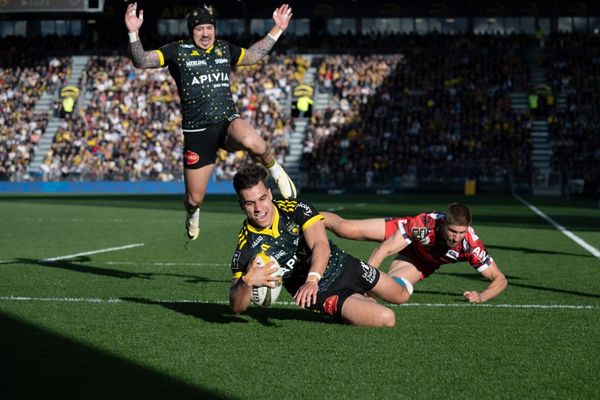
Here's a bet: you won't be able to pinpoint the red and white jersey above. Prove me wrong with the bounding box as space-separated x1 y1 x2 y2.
386 212 493 272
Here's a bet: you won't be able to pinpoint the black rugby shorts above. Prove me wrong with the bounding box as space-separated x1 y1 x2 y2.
182 119 231 169
309 256 381 321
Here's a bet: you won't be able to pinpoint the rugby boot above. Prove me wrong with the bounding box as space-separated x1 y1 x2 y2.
186 208 200 240
273 168 297 199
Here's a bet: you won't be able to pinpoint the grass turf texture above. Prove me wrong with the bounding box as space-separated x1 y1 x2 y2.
1 193 599 399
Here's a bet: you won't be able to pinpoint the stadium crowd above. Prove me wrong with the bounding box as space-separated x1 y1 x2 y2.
0 44 70 181
39 53 298 181
543 33 600 195
2 32 599 197
302 34 533 189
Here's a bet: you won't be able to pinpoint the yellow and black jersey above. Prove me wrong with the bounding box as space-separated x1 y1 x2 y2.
155 39 245 129
231 199 350 296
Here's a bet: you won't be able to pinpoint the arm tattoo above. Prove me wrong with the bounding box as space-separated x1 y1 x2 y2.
240 36 276 66
129 40 161 69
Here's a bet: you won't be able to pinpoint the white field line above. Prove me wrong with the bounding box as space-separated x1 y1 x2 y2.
514 194 600 260
325 206 345 212
104 261 228 267
0 296 597 309
0 259 227 267
41 243 145 262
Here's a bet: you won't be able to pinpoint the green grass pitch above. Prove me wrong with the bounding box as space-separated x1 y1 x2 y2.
1 193 599 399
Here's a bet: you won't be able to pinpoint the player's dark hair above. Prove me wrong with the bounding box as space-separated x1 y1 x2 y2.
233 164 269 196
187 5 216 35
445 203 472 226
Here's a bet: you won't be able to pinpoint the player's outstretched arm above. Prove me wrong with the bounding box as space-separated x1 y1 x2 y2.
238 4 292 66
321 212 386 242
463 261 508 303
125 2 161 69
368 229 409 269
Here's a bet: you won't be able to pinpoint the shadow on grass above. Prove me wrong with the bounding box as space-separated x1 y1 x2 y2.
122 297 334 327
6 257 228 284
0 312 232 400
438 272 600 299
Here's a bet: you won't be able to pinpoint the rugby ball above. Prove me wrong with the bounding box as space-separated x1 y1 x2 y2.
251 253 283 307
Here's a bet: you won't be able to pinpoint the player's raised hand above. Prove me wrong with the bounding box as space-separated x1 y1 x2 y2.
125 2 144 32
273 4 293 30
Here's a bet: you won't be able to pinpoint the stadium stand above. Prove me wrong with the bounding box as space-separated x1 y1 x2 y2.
542 33 600 196
301 34 533 192
0 42 71 181
38 53 299 181
0 7 598 198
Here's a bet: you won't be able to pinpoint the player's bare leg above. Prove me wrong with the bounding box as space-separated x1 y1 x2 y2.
183 164 214 240
340 294 396 327
368 272 411 304
320 212 386 241
225 118 296 198
387 260 422 285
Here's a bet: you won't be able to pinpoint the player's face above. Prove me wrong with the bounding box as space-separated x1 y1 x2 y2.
192 24 215 49
239 182 274 229
442 223 468 247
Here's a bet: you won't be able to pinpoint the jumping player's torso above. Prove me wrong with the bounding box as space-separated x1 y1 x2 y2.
231 200 349 295
157 39 244 129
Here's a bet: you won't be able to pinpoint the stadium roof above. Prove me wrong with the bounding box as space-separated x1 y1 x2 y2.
4 0 600 17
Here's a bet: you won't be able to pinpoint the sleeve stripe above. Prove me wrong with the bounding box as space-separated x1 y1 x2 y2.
236 48 245 65
155 50 165 67
476 264 489 273
302 214 324 231
398 223 412 244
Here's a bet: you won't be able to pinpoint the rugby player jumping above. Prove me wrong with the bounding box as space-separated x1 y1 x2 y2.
125 2 297 241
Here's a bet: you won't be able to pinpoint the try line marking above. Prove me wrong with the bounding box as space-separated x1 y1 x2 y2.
0 296 597 310
514 194 600 261
41 243 145 262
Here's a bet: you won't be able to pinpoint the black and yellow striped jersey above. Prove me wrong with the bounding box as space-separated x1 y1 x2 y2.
156 38 244 129
231 199 350 296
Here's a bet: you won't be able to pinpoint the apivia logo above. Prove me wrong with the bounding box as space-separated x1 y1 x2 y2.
191 72 230 85
215 58 228 64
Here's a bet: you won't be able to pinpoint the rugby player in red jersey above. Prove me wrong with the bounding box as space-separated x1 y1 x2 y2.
322 203 508 303
125 2 296 241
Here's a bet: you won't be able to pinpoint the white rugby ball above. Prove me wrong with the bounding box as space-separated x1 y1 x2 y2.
251 253 283 307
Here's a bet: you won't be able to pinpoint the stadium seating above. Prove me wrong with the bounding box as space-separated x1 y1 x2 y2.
0 46 70 181
302 34 533 190
1 32 598 197
543 33 600 195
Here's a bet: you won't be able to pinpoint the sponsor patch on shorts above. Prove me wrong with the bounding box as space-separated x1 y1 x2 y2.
323 295 339 316
184 150 200 165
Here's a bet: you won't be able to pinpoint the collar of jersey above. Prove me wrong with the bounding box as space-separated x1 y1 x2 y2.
246 205 281 238
190 39 214 53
